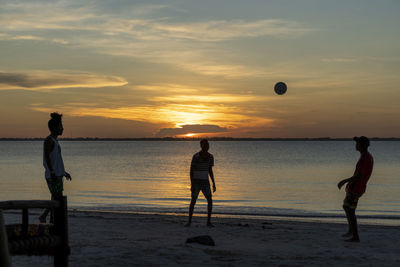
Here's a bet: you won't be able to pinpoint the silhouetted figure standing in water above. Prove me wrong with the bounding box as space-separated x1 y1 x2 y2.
186 139 216 227
39 113 72 223
338 136 373 242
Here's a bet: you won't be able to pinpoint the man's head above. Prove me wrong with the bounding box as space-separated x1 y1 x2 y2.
200 139 209 152
48 112 63 136
353 136 370 151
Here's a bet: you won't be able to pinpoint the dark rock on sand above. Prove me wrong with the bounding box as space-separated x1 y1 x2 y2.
186 235 215 246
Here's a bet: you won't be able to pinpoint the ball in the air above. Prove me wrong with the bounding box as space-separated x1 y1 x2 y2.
274 82 287 95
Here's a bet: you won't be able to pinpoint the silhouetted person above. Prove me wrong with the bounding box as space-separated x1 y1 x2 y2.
186 139 216 227
39 113 72 223
338 136 373 242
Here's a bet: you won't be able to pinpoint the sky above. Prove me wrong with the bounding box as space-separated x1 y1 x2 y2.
0 0 399 138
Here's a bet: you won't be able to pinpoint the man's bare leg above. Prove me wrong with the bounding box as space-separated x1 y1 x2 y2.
39 209 49 223
185 196 197 227
342 205 353 237
344 206 360 242
206 195 214 227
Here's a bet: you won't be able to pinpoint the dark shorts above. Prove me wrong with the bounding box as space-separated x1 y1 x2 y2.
46 177 63 198
191 181 211 198
343 192 359 209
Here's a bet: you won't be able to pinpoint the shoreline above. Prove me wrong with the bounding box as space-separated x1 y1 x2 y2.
71 208 400 226
7 210 400 266
5 205 400 227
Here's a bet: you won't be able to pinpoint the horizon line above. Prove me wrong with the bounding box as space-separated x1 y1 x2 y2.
1 137 400 141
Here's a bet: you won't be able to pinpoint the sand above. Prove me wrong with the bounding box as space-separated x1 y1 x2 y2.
6 210 400 267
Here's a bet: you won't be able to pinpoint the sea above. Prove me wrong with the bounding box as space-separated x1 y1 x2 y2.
1 140 399 225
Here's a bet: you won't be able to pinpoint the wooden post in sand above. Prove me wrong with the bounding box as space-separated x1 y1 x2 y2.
0 210 11 267
54 196 69 267
22 208 29 237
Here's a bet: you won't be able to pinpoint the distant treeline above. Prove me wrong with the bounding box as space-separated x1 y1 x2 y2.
1 137 400 141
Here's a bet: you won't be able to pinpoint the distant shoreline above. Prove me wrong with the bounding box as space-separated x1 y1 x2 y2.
1 137 400 141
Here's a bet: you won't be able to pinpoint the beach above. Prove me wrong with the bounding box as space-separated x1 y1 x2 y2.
6 211 400 267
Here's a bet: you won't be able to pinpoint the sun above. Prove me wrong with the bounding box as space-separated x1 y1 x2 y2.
176 133 197 138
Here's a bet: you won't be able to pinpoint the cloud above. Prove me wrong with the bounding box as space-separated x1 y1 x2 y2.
31 101 276 137
0 34 44 41
28 80 278 135
176 62 274 78
0 1 317 78
150 94 260 103
365 56 400 63
321 57 357 63
31 104 231 125
51 38 69 44
0 3 316 41
137 83 273 103
0 33 70 44
321 56 400 63
0 71 127 90
137 19 316 42
156 124 229 137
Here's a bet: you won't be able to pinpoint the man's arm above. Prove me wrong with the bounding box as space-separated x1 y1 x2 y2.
209 167 216 192
190 156 195 191
190 155 195 181
338 172 362 190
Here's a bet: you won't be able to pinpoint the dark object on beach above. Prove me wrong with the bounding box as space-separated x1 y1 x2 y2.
0 197 70 267
186 235 215 246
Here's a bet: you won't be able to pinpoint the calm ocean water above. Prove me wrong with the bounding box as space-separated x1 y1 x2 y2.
1 141 399 222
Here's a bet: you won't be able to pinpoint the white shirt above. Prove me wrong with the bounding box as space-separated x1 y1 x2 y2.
43 136 65 179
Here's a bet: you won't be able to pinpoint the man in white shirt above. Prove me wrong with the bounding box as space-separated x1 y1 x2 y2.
39 113 72 223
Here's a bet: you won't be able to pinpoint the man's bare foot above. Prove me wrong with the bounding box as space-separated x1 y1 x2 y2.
207 222 214 228
345 237 360 242
342 232 352 237
184 222 191 227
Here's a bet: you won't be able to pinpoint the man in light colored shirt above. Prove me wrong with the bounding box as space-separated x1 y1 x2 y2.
185 139 216 227
39 112 72 223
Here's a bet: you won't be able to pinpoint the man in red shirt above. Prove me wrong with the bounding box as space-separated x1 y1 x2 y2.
338 136 374 242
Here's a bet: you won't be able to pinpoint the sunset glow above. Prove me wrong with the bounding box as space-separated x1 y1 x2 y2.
1 1 399 138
